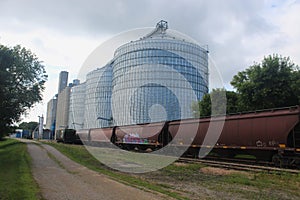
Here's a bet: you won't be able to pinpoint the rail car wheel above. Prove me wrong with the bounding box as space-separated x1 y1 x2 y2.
184 147 200 158
222 150 236 158
272 154 282 167
158 131 172 146
165 145 182 156
295 159 300 169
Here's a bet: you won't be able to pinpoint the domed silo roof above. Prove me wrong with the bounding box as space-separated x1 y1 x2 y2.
111 20 209 126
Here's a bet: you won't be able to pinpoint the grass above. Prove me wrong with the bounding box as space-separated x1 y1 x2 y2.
46 142 188 200
209 172 300 199
165 163 300 199
0 138 40 200
46 142 300 200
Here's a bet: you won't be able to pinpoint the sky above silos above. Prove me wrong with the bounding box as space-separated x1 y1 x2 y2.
1 0 299 122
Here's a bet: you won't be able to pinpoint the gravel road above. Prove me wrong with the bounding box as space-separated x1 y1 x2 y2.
23 140 169 200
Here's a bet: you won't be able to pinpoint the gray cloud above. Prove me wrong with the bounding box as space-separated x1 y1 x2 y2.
0 0 291 89
0 0 271 35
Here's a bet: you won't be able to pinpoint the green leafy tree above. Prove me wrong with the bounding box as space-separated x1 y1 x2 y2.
192 88 239 117
0 44 47 138
231 54 299 111
192 95 210 117
18 121 39 132
224 91 239 113
291 68 300 103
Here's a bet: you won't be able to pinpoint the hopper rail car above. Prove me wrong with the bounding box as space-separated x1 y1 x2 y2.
56 106 300 168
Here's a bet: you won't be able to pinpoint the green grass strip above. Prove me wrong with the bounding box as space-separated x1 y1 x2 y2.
0 138 41 200
46 142 188 200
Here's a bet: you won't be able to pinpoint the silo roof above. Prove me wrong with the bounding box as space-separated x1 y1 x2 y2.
141 20 197 44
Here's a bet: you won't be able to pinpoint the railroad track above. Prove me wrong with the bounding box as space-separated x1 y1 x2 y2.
177 157 300 174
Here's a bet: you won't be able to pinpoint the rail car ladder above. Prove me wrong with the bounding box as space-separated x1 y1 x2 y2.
293 124 300 148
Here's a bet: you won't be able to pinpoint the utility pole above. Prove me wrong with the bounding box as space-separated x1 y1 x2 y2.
38 115 44 139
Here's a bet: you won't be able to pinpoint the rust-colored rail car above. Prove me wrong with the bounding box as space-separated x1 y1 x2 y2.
114 122 167 150
68 106 300 167
76 129 90 145
89 127 114 146
217 106 300 148
168 106 300 167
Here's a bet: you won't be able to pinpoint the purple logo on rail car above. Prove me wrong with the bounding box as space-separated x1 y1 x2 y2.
76 25 227 173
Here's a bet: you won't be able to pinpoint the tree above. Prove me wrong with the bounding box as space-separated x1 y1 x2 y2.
18 121 39 132
231 54 299 111
0 44 47 138
291 68 300 103
192 94 210 117
192 88 239 117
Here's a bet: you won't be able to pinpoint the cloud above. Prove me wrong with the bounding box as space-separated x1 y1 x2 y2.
1 0 299 121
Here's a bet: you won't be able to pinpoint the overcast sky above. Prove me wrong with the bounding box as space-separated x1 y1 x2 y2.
1 0 299 122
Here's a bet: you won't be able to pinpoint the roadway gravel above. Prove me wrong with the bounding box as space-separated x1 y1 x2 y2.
23 140 170 200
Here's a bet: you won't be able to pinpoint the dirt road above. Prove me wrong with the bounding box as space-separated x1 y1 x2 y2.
23 140 169 200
